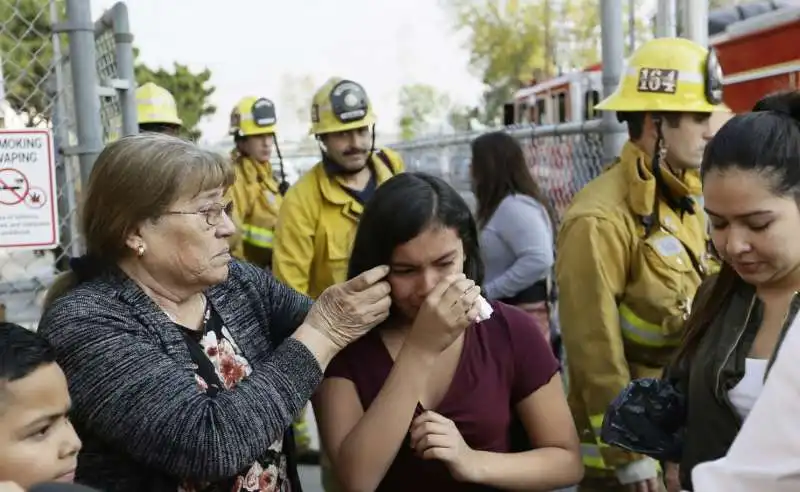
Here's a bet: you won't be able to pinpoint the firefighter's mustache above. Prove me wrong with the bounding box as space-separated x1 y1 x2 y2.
343 148 367 156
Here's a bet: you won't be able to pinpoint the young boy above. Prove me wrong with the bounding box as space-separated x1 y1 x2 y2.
0 322 81 489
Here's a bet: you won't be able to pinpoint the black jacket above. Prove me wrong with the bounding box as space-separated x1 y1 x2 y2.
39 261 315 491
670 275 800 490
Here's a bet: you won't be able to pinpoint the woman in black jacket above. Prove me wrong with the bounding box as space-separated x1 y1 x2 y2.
666 91 800 491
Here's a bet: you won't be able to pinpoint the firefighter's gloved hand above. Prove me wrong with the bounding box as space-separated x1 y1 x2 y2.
305 265 391 349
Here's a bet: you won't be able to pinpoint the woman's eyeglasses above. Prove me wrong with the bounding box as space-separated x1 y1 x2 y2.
164 202 234 227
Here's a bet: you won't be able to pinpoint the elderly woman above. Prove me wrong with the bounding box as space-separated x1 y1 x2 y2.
39 133 391 492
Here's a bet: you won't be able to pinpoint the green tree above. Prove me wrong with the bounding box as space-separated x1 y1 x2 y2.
442 0 651 124
0 0 65 127
0 1 216 137
397 83 451 140
561 0 652 63
443 0 548 125
134 50 216 141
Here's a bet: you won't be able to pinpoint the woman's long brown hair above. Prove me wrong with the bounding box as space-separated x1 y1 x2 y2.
470 131 556 228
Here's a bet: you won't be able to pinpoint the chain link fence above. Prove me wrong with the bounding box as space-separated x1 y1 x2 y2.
0 0 136 328
388 120 611 225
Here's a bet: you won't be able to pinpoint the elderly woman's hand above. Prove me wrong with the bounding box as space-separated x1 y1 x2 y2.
305 265 392 349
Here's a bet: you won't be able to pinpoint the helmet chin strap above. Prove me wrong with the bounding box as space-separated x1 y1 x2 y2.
234 133 290 195
365 124 376 162
273 138 289 195
651 116 695 217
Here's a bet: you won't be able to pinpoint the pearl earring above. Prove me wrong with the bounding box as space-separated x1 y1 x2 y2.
137 244 146 257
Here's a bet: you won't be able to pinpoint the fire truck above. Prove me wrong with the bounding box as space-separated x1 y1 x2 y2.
505 0 800 125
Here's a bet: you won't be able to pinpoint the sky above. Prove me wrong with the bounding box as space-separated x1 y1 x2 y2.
88 0 486 144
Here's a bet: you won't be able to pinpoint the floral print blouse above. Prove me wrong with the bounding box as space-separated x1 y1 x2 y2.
177 306 292 492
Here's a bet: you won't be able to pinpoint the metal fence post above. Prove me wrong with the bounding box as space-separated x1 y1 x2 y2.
682 0 709 45
100 2 137 137
49 1 81 261
599 0 627 163
0 52 6 129
628 0 636 54
63 0 104 185
656 0 678 38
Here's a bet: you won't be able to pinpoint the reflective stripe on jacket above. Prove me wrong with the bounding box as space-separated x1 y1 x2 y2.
228 156 282 269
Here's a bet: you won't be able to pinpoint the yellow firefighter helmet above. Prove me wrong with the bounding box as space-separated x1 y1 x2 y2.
229 96 278 138
135 82 183 126
595 37 727 113
309 77 376 135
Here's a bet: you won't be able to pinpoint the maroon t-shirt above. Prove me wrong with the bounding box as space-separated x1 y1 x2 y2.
324 301 560 491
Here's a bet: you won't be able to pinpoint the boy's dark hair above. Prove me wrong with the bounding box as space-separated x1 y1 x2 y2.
0 322 56 382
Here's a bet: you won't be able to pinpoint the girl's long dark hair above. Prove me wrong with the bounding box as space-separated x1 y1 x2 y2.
347 172 484 285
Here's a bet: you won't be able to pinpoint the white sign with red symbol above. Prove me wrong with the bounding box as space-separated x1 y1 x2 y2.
0 129 59 249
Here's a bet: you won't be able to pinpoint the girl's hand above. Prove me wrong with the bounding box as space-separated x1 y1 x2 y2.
409 410 478 482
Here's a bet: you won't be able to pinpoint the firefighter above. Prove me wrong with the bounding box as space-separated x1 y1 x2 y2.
272 77 405 297
555 37 727 492
227 96 289 269
271 77 404 489
135 82 183 136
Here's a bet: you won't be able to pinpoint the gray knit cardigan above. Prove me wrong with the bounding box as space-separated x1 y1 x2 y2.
37 260 318 491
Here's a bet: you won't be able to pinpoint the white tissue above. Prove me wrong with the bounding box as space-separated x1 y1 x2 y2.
476 295 494 322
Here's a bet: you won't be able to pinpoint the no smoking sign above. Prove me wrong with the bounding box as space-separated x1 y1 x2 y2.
0 129 59 249
0 168 29 205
